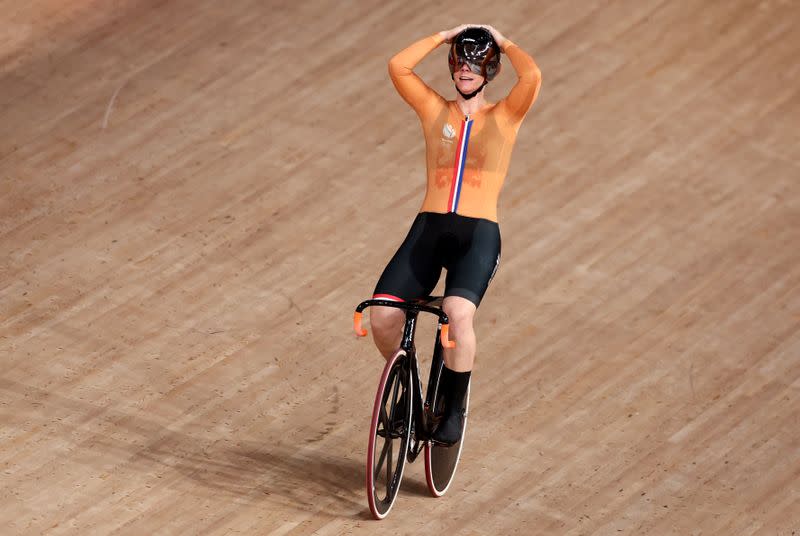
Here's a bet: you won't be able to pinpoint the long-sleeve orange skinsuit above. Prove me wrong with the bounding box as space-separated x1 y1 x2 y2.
388 33 541 223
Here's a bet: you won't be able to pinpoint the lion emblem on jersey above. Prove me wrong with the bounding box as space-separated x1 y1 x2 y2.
435 171 449 189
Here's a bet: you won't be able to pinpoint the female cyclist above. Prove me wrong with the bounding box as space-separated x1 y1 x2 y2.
369 24 542 445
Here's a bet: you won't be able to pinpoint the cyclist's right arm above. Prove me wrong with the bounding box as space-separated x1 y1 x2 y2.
388 34 447 122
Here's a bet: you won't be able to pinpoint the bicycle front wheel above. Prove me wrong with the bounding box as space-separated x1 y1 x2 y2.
366 349 412 519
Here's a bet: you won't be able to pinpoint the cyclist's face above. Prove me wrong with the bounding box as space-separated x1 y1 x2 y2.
453 62 485 94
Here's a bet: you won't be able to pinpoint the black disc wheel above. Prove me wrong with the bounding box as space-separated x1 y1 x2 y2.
424 383 469 497
366 349 412 519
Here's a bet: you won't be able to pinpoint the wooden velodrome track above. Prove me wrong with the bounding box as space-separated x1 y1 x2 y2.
2 0 798 534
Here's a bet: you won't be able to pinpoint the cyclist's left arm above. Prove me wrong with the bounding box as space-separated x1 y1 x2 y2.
498 40 542 125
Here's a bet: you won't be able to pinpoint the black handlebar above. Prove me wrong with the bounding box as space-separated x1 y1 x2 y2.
355 298 450 325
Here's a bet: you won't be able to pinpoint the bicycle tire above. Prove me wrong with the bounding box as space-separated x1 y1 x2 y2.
366 349 412 519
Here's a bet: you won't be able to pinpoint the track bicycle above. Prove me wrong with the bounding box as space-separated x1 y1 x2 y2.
354 296 470 519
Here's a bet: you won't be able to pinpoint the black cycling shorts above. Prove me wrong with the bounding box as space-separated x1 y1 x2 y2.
373 211 501 307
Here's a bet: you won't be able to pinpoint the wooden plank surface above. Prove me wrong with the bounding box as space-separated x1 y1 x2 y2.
1 0 798 534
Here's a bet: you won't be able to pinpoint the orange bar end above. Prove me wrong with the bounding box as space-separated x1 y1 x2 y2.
440 324 456 349
354 311 368 337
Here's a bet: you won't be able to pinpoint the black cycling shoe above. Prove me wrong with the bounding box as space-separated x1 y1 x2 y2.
430 407 466 446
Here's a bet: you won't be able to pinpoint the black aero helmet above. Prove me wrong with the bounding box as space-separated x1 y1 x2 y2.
448 27 501 81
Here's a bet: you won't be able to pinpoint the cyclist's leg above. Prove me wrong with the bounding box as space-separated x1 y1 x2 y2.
370 307 405 359
441 297 477 371
432 297 476 445
371 213 441 359
433 216 501 445
441 214 501 369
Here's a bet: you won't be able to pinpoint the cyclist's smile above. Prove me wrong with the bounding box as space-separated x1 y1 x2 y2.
455 65 484 92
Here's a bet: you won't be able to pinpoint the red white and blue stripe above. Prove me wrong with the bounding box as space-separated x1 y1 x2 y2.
447 115 473 214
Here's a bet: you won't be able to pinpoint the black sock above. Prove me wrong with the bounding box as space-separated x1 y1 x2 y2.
437 365 454 401
441 366 471 414
432 367 471 445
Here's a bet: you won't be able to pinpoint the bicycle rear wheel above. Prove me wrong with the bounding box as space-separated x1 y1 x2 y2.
424 382 470 497
366 349 412 519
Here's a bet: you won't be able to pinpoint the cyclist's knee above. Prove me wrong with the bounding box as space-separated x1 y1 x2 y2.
443 298 476 331
370 306 404 335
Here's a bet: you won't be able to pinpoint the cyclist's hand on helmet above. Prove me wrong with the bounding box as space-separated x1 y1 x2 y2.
479 25 508 49
440 24 473 43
